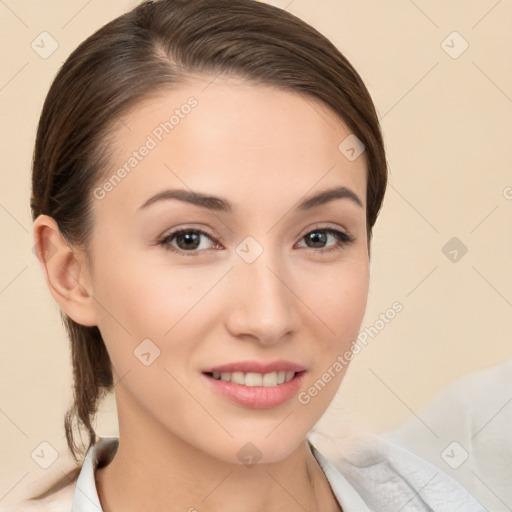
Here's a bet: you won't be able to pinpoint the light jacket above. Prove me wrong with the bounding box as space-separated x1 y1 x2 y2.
4 434 486 511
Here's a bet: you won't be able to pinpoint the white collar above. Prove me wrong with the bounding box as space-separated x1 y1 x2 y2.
71 436 370 511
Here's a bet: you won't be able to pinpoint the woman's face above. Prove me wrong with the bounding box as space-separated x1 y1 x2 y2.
85 76 369 463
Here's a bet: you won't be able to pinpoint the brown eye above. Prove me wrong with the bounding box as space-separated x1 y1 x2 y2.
305 230 329 248
174 231 202 250
159 228 217 255
298 228 354 252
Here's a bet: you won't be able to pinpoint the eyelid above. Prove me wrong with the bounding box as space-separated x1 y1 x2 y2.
297 222 353 241
159 224 222 244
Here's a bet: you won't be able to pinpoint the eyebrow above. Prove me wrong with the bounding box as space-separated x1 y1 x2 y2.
137 185 363 213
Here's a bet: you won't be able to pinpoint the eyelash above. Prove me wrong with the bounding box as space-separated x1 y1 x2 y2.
157 226 355 257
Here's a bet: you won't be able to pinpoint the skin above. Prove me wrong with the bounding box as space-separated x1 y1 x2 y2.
34 75 369 512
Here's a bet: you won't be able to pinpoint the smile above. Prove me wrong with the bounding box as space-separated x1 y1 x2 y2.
206 370 298 387
201 361 307 408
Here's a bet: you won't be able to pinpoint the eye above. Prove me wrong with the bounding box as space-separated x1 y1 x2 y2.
157 226 355 257
296 227 355 253
158 228 219 256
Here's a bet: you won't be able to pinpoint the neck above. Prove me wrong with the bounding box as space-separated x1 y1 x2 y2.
95 391 340 512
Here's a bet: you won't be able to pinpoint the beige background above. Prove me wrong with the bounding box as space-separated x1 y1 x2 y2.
1 0 511 502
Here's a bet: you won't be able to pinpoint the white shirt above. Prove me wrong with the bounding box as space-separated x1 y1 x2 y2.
8 434 486 511
387 360 512 512
69 435 486 512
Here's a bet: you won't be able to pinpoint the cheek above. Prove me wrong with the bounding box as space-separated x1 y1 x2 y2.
298 257 369 406
93 242 190 325
91 247 224 369
305 257 369 347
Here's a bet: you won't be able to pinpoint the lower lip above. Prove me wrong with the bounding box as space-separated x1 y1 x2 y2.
202 371 306 409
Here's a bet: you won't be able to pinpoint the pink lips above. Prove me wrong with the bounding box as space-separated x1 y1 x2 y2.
201 359 307 409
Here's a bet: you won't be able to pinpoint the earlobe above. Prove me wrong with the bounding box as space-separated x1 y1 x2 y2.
33 215 98 327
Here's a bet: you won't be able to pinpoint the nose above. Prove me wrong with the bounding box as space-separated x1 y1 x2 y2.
224 246 299 346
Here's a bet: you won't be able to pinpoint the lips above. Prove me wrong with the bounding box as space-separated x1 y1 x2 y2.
201 360 307 408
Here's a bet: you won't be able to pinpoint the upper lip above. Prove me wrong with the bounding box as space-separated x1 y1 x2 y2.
202 360 307 374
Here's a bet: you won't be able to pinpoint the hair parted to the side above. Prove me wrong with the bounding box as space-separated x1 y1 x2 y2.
31 0 387 465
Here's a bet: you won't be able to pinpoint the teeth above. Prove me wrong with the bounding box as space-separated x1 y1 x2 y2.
245 372 263 386
211 371 297 386
231 371 245 385
262 372 277 387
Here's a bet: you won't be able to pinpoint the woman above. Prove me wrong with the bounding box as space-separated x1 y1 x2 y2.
25 0 484 510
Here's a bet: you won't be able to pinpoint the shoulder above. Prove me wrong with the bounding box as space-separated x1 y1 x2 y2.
392 360 512 435
2 437 118 512
386 361 512 510
0 447 81 512
0 467 80 512
311 432 486 512
3 478 77 512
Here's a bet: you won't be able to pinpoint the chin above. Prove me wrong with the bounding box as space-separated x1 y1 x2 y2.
197 432 307 466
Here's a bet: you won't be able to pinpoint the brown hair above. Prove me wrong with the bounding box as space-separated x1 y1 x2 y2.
31 0 387 465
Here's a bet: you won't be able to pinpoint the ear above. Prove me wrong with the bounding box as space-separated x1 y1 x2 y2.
33 214 97 327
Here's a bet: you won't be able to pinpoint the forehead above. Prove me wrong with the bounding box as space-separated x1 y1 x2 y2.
95 76 367 217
